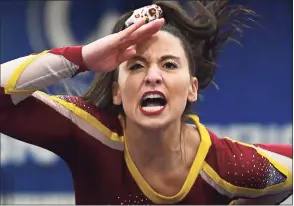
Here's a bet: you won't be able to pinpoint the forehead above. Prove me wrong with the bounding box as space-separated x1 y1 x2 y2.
134 30 186 59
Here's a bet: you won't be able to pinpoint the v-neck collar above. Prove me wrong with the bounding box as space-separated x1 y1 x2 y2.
122 115 212 204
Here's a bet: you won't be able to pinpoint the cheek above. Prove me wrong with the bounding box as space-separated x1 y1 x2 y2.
168 74 191 95
118 73 142 104
166 74 191 109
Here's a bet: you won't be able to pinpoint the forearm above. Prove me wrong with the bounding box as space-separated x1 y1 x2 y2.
1 46 87 104
0 46 88 153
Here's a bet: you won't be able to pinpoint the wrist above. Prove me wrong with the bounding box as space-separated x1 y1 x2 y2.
49 46 88 72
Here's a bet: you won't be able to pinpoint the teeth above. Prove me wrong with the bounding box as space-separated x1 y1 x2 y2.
141 106 164 112
143 94 164 100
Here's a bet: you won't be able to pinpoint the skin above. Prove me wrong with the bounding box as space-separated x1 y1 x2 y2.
112 31 200 195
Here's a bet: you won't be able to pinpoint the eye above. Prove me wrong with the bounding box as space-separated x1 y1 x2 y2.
129 63 144 71
162 61 178 69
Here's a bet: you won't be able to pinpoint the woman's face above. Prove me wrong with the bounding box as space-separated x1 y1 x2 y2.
113 30 198 129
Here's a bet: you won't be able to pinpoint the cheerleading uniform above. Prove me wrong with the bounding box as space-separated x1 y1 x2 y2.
0 47 292 204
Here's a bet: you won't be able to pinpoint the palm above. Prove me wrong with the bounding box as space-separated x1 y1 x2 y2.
82 18 164 72
98 49 121 71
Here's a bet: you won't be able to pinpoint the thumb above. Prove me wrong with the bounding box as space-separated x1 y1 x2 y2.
116 48 136 64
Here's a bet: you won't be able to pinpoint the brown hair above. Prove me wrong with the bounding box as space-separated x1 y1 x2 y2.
83 0 256 114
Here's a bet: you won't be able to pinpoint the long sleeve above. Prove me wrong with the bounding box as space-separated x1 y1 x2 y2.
0 46 88 156
254 144 292 159
204 131 292 205
230 144 292 205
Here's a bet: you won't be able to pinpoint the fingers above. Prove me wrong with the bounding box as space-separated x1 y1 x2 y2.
129 18 165 41
116 48 136 64
118 18 146 40
118 36 149 52
119 18 165 50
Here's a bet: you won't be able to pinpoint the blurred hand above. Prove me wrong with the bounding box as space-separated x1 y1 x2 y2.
82 18 164 72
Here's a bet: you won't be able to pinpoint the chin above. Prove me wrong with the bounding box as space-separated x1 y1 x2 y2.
125 105 182 131
138 117 170 130
135 110 176 131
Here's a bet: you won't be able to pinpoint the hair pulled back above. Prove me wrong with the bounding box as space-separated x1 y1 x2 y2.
83 0 256 114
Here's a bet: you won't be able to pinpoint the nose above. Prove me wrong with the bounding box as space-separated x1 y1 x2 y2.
144 67 163 85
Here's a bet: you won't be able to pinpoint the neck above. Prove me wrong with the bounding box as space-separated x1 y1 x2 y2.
124 117 185 171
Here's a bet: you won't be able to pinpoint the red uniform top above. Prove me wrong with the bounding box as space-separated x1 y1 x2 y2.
0 47 292 205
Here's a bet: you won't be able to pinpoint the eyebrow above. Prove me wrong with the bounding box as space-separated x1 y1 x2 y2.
130 55 147 63
160 55 181 62
129 55 181 63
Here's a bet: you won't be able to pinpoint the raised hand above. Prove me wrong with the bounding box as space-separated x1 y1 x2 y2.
82 18 165 72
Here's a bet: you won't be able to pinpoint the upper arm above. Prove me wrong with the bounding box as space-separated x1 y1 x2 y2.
254 143 292 159
0 47 85 155
203 132 292 204
0 91 75 155
0 48 125 160
230 143 293 205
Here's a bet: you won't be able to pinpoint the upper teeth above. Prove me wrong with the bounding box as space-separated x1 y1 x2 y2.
143 94 164 100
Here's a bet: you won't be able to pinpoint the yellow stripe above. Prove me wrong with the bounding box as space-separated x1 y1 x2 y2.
43 92 122 142
4 51 49 94
203 137 292 197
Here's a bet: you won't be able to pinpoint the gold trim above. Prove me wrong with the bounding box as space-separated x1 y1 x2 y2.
41 92 123 142
4 51 49 94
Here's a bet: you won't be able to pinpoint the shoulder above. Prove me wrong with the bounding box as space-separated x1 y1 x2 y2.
32 91 124 150
202 129 292 198
54 95 123 135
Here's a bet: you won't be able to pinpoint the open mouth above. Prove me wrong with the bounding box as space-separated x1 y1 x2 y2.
139 91 167 115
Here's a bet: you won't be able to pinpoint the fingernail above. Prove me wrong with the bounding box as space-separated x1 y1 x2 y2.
158 18 165 23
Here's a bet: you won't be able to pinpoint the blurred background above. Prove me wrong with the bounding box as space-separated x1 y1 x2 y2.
0 0 292 204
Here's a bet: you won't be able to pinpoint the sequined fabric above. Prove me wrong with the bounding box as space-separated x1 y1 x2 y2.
210 135 288 190
55 95 123 135
225 152 286 188
56 95 92 110
116 193 151 205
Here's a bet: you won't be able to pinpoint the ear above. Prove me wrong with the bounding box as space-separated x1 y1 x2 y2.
112 81 122 105
187 77 198 103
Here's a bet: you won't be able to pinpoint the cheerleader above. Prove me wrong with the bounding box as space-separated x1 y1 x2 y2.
0 1 291 204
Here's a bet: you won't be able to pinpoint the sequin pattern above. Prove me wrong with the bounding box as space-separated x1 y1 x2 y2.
55 95 98 118
117 193 151 205
55 95 123 135
225 152 286 189
56 95 91 110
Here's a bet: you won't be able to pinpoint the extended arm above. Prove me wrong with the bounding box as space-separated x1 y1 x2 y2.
0 47 86 155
